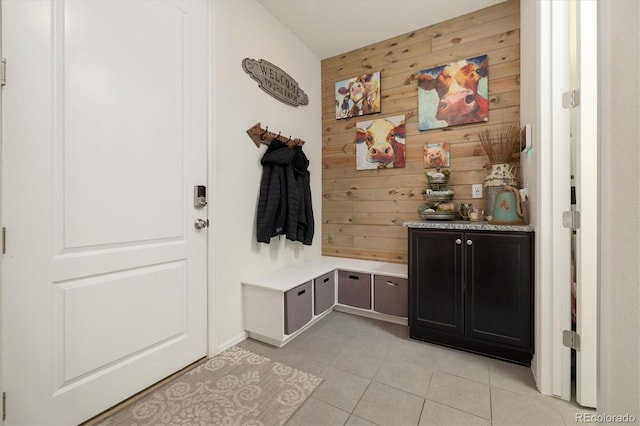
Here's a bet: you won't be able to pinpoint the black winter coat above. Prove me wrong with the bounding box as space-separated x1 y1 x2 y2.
256 139 314 245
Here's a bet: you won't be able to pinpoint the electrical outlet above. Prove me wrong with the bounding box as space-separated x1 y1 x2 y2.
472 184 483 198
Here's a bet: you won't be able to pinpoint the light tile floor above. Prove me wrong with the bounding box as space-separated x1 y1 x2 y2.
238 311 595 426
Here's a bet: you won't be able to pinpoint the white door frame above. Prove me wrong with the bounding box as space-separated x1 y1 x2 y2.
521 0 571 399
524 0 597 406
0 0 4 422
207 3 217 357
549 0 573 401
574 0 598 408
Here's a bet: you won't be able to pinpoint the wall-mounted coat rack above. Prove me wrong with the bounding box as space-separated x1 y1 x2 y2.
246 122 305 148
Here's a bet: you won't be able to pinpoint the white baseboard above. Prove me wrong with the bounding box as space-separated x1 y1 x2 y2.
334 305 408 325
214 332 248 355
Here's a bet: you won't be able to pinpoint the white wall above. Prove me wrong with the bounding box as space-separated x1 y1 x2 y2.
210 0 322 352
598 0 640 418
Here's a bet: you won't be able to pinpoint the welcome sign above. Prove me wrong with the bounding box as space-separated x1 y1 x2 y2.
242 58 309 107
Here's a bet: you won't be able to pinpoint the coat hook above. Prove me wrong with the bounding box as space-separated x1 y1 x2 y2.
246 123 305 148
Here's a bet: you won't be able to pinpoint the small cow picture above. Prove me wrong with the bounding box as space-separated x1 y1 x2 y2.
355 115 405 170
418 55 488 131
423 143 451 169
335 72 381 120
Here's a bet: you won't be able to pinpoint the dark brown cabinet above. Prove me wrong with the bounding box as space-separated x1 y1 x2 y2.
409 228 533 365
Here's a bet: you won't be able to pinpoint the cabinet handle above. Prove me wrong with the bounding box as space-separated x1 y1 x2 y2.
466 239 473 245
349 275 359 280
323 277 330 283
386 281 399 287
455 239 462 245
298 289 306 296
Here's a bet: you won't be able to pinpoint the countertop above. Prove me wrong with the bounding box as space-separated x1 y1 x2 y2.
403 220 535 233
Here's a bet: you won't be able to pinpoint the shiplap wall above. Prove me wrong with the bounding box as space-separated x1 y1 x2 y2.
321 0 520 264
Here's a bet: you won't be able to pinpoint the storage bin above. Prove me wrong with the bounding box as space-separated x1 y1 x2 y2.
374 275 408 317
337 270 371 309
314 271 335 315
284 281 312 334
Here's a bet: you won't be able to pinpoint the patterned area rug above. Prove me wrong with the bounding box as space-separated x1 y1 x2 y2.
98 346 322 426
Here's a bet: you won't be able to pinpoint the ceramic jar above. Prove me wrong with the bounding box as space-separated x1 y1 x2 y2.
484 163 517 188
484 164 517 217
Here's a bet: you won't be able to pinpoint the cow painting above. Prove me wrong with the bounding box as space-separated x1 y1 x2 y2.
418 55 488 130
335 72 382 120
355 115 406 170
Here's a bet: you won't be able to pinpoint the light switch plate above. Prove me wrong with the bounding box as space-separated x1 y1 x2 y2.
472 184 483 198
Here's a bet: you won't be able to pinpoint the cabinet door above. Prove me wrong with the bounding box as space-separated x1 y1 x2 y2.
409 229 464 335
465 232 532 349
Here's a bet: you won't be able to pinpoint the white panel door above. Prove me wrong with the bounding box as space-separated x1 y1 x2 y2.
1 1 209 424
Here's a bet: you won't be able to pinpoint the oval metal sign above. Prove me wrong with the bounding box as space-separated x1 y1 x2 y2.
242 58 309 107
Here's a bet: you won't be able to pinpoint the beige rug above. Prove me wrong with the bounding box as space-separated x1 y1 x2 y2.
97 346 322 426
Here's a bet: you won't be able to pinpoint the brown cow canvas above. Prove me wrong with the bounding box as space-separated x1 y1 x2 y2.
418 54 489 130
355 114 406 170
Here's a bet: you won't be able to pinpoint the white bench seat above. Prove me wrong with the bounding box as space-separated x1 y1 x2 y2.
242 256 408 347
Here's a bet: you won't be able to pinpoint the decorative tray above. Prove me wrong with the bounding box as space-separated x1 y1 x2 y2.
423 193 454 202
426 175 449 184
420 211 458 220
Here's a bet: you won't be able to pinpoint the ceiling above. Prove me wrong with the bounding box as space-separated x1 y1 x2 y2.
256 0 507 59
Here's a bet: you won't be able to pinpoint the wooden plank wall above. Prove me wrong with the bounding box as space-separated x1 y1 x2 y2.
320 0 520 264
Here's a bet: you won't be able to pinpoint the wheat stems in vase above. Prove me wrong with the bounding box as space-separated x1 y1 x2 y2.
478 125 520 164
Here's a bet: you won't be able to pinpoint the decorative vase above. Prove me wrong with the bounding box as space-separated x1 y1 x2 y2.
484 163 517 187
484 164 517 217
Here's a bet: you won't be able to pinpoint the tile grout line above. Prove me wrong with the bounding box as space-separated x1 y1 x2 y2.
488 361 494 424
349 381 375 425
424 399 491 422
264 312 556 426
426 369 492 422
369 376 431 400
416 398 427 426
306 363 374 422
418 371 436 425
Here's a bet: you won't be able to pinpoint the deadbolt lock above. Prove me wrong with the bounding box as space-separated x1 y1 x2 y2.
194 185 207 208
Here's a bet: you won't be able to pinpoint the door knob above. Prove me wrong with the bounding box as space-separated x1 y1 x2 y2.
455 239 462 245
466 239 473 245
194 219 209 229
